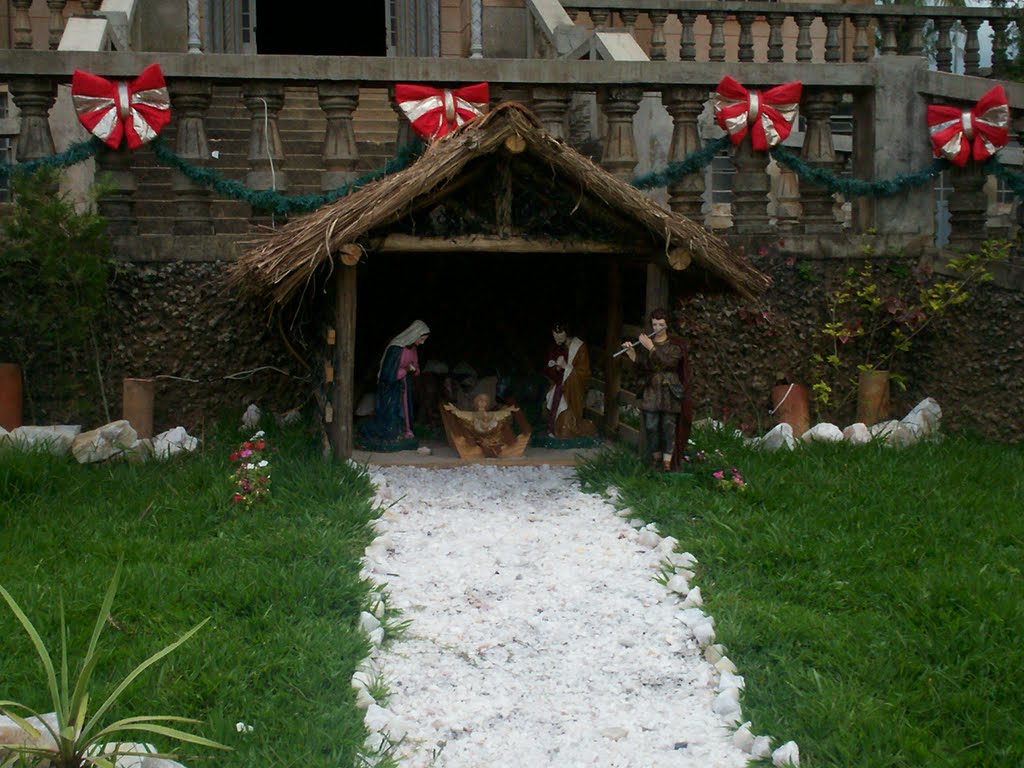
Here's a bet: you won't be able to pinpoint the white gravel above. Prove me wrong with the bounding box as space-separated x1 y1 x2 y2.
356 464 758 768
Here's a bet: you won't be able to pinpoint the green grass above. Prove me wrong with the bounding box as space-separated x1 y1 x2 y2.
0 421 380 768
578 430 1024 768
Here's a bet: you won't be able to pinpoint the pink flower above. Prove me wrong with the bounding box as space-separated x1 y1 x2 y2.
240 448 253 458
713 470 724 480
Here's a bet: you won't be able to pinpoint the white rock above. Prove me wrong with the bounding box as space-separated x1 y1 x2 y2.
666 573 690 595
599 726 629 741
694 418 726 431
752 736 773 759
670 551 698 568
681 586 703 608
9 425 81 455
654 535 679 554
703 644 726 665
140 758 187 768
903 397 941 437
842 422 871 444
773 740 800 767
718 671 745 691
884 422 919 448
800 422 844 443
416 445 432 455
693 621 716 647
712 687 742 724
678 608 708 628
275 408 302 426
241 404 261 430
0 425 9 446
715 655 739 675
760 422 795 451
637 529 662 549
369 627 385 647
89 741 156 768
151 427 198 459
733 722 754 753
359 611 381 634
869 420 899 439
364 704 394 733
71 420 138 464
0 712 58 750
355 687 376 709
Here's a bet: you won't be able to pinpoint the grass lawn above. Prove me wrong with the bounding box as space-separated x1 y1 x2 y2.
578 429 1024 768
1 422 380 768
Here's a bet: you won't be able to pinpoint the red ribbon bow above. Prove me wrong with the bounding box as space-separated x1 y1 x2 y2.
927 86 1010 167
714 76 802 152
71 63 171 150
394 83 489 142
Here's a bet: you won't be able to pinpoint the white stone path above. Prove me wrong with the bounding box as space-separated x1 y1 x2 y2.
355 465 774 768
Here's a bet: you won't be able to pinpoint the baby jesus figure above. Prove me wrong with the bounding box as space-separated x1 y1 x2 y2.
441 393 532 459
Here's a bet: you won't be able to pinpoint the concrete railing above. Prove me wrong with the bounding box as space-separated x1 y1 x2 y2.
562 0 1019 73
1 50 1022 259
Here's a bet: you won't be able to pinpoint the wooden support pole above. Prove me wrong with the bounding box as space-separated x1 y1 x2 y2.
645 262 670 321
331 263 357 460
604 256 623 438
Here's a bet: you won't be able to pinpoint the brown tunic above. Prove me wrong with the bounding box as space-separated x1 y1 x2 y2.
634 338 685 413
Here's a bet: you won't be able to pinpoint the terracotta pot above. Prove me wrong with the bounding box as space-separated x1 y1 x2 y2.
0 363 24 431
856 369 891 426
770 383 810 438
122 377 155 439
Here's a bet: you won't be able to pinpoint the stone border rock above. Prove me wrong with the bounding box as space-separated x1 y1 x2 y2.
0 421 198 463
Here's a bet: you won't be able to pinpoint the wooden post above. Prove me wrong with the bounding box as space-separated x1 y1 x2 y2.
645 262 670 321
604 257 622 438
332 263 357 460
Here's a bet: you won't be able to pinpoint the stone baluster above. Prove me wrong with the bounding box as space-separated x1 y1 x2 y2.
963 19 982 76
9 78 57 162
662 87 707 221
598 87 642 181
823 13 843 62
389 88 415 150
990 19 1009 77
619 9 638 36
589 8 609 31
852 16 872 62
737 13 755 63
708 12 727 62
242 84 288 200
795 14 814 63
878 16 899 56
799 90 841 234
905 16 927 57
731 139 770 234
947 163 988 249
767 14 785 63
648 11 667 61
318 82 360 191
46 0 67 50
532 87 571 140
934 18 953 72
80 0 101 15
677 11 696 62
95 145 138 235
169 80 213 235
12 0 33 49
773 161 802 232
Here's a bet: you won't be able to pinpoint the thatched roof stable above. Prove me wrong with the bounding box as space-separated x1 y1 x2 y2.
230 102 770 305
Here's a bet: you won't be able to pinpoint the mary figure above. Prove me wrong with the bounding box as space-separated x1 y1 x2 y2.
359 320 430 444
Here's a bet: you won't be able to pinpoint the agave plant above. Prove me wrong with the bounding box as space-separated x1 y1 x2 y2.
0 564 229 768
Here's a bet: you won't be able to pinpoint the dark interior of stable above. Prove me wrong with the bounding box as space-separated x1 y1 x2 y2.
352 251 647 420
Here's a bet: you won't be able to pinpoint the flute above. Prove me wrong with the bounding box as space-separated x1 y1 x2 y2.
612 329 654 358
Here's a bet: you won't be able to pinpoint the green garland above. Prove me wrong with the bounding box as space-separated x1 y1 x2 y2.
149 136 424 216
984 156 1024 200
769 146 949 198
631 135 730 190
0 137 103 180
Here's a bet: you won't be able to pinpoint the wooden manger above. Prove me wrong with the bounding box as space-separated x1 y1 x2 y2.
440 402 532 459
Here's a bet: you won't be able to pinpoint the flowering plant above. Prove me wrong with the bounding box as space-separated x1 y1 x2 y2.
230 430 272 508
712 466 748 493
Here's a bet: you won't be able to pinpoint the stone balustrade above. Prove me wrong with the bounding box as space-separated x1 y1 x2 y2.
1 51 1022 256
564 0 1018 74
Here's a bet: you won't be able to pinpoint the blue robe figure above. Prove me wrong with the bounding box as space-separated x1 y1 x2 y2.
359 320 430 447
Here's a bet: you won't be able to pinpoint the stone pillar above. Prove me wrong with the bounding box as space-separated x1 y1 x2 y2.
963 19 982 76
589 8 610 31
80 0 101 15
648 11 667 61
850 57 933 236
731 139 770 234
187 0 202 53
10 78 57 161
767 14 785 63
532 87 571 140
619 9 638 37
95 145 138 235
773 162 802 232
318 82 361 191
662 87 706 221
852 16 872 62
878 16 899 56
905 16 927 57
676 11 696 61
824 13 843 62
947 163 988 250
388 86 415 149
795 14 814 62
598 87 642 181
737 13 755 62
12 0 33 49
990 19 1009 77
470 0 483 59
799 89 841 234
47 0 67 50
169 80 213 235
242 83 288 209
935 18 954 73
708 12 727 62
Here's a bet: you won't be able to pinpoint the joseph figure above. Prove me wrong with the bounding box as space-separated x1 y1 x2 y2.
543 322 597 438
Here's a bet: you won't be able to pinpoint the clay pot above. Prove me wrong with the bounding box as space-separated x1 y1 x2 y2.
122 377 155 439
0 363 24 431
770 383 811 438
856 369 891 426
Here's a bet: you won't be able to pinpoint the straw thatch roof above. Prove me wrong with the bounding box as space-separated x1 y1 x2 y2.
230 102 770 305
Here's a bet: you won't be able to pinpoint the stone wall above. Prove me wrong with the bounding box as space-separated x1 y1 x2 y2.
670 250 1024 442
